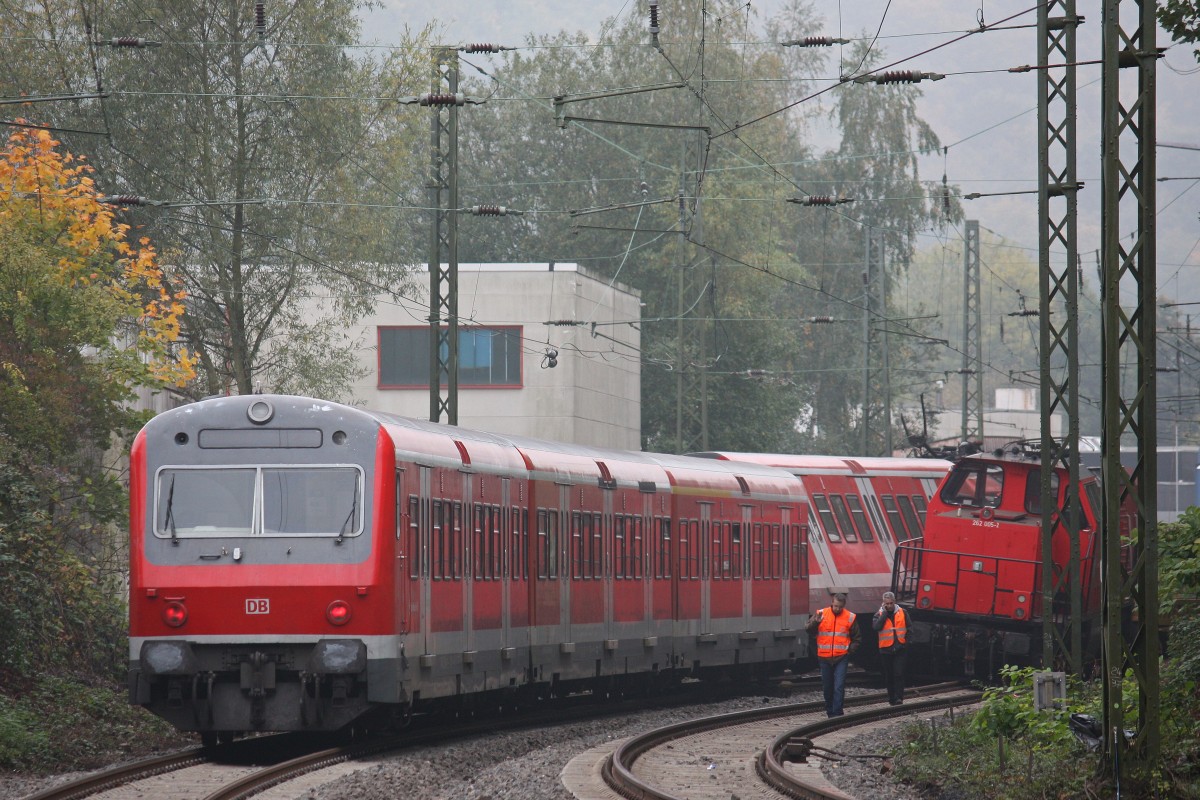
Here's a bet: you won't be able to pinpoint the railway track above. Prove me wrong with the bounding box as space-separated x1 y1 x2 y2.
601 681 981 800
22 672 833 800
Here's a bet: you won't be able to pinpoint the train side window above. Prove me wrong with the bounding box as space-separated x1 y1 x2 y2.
537 508 556 579
912 495 928 527
1023 469 1060 515
472 503 484 580
866 495 890 542
881 495 908 541
812 494 842 542
845 495 874 542
788 523 808 578
830 495 857 543
571 511 583 579
657 517 672 578
730 522 742 579
897 495 922 540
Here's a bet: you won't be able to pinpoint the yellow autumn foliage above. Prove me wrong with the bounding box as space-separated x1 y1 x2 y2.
0 125 194 385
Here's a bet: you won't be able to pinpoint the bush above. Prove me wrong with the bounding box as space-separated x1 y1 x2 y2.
0 675 188 773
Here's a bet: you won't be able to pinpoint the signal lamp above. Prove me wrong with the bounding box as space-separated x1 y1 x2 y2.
163 601 188 628
327 600 352 626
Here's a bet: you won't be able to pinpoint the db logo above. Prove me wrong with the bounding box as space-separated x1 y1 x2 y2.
245 598 270 614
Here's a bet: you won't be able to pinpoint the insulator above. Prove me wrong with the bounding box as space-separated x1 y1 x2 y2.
802 36 833 46
99 194 149 205
809 316 835 324
804 195 834 206
461 43 502 53
419 93 466 106
106 37 159 47
649 1 660 35
876 70 919 84
255 3 266 37
471 204 507 216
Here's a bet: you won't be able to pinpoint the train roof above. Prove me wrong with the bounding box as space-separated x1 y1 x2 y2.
690 451 952 476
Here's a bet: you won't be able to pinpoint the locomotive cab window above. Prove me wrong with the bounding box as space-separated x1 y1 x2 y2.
938 463 1004 509
154 465 363 539
1023 469 1060 515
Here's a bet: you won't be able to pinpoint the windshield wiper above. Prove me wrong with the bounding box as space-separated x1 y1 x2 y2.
163 474 179 546
336 479 359 545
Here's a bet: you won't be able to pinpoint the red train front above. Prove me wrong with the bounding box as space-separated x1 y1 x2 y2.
891 443 1133 676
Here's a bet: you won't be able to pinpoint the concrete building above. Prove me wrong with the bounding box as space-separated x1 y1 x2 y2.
342 262 643 449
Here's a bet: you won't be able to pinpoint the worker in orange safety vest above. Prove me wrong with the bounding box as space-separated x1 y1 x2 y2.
806 592 861 716
872 591 909 705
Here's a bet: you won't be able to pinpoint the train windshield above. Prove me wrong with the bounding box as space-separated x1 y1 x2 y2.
154 466 363 539
938 463 1004 508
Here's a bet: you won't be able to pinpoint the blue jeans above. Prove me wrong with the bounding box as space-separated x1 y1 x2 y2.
819 656 849 717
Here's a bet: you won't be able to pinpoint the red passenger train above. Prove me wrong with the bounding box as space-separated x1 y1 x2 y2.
128 395 812 739
890 442 1136 676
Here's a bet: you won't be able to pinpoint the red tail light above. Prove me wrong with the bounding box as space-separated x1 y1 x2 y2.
327 600 352 626
163 601 188 627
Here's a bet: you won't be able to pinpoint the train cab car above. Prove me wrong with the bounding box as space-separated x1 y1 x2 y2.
690 453 950 617
128 395 813 740
891 444 1133 675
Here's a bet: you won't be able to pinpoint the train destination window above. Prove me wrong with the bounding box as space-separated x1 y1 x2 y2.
155 466 364 540
811 494 842 542
912 495 928 527
939 463 1004 508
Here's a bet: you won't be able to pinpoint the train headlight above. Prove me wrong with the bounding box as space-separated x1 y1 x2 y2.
1017 594 1027 604
162 601 188 628
326 600 352 626
919 597 932 608
1014 607 1026 619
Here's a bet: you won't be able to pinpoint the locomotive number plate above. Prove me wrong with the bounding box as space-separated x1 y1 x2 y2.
971 519 1000 529
245 598 270 614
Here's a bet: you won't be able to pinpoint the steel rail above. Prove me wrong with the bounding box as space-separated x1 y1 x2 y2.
756 688 984 800
603 681 967 800
22 747 211 800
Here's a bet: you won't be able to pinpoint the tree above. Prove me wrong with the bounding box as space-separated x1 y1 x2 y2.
0 126 192 678
0 0 433 401
1160 1 1200 61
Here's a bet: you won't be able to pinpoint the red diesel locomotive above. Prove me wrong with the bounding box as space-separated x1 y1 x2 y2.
891 442 1136 676
128 395 811 739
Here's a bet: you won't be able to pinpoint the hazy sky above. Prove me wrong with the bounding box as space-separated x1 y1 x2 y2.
361 1 1200 302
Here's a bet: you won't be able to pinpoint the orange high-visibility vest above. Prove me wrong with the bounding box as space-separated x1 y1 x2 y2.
878 607 908 649
816 608 856 659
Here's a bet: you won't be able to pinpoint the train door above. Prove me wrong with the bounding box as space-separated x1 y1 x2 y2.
783 507 809 623
500 477 512 651
415 465 432 657
395 467 411 636
700 503 712 634
462 473 475 654
603 488 615 644
741 506 753 632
